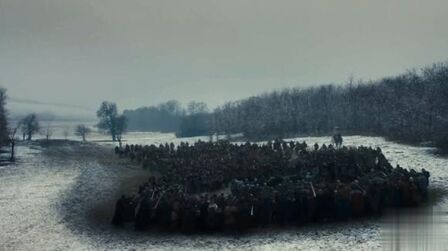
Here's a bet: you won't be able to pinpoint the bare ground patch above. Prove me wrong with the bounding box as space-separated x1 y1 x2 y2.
41 141 151 232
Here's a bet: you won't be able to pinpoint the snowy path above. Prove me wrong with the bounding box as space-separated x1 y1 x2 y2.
0 136 448 250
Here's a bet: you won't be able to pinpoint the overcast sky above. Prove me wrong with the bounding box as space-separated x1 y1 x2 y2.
1 0 447 117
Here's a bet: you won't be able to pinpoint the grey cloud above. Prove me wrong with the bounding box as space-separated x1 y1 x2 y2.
1 0 447 115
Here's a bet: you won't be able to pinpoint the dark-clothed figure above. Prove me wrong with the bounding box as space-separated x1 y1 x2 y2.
111 141 430 232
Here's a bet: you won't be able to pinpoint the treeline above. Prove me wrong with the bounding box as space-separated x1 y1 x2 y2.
123 62 448 151
123 100 210 137
123 101 184 132
208 62 448 150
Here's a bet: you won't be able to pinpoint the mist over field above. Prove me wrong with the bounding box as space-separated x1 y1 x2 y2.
1 1 448 250
2 0 448 115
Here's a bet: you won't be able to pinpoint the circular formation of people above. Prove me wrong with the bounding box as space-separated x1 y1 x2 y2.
112 137 430 233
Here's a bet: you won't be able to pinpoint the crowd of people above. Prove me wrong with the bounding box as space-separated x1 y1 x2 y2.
111 139 430 233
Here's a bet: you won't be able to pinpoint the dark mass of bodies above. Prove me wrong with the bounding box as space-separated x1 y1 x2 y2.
111 138 430 233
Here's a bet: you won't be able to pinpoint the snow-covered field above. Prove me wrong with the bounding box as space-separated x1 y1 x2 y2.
1 133 448 251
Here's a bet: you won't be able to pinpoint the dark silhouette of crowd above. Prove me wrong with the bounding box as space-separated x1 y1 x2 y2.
112 139 430 233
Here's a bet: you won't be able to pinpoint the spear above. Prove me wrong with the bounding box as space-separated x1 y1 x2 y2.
310 182 316 198
151 189 156 200
153 192 165 209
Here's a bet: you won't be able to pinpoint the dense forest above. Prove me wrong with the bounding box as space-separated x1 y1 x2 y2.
123 100 184 132
123 62 448 151
123 100 209 137
208 63 448 150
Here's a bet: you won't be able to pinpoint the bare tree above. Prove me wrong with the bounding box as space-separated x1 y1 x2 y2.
8 123 20 161
187 101 209 115
75 124 92 142
41 122 53 147
20 114 40 141
97 101 119 141
114 115 127 147
0 88 8 147
96 101 128 143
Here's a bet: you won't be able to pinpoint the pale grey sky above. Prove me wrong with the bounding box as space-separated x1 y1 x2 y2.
1 0 447 117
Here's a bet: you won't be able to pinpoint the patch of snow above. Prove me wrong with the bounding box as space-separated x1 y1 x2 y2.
1 134 448 250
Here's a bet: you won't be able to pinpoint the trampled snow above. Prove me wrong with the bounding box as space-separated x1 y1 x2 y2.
1 134 448 250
